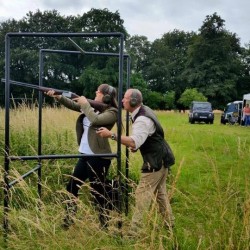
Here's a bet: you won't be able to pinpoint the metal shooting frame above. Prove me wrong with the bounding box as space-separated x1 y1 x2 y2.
3 32 131 239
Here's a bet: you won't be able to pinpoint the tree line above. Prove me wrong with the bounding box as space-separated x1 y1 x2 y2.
0 8 250 110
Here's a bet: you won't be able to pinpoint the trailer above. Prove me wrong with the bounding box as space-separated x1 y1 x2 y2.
243 93 250 104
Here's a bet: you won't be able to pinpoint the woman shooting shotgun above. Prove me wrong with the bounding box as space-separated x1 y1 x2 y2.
45 83 118 229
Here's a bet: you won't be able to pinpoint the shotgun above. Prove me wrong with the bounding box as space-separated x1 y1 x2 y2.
2 79 108 112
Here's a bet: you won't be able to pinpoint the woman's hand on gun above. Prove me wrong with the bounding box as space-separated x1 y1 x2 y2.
72 96 88 105
45 89 61 100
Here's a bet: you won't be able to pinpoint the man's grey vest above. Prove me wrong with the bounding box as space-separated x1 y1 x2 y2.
133 105 175 172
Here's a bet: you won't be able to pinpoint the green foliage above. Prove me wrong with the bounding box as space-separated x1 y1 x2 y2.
0 8 127 106
144 91 165 109
129 72 148 95
125 35 151 73
163 91 176 110
1 10 250 109
183 13 243 107
144 29 195 94
76 8 127 36
178 88 207 108
77 67 104 98
236 45 250 98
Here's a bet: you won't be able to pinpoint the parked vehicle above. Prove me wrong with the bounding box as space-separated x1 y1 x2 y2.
220 101 243 125
188 101 214 124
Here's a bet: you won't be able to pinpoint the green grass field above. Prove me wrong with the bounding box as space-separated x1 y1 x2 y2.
0 106 249 249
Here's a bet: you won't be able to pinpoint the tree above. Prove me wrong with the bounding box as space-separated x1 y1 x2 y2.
125 35 151 73
0 10 77 94
236 45 250 98
72 8 128 91
129 72 149 97
77 67 103 98
183 13 242 108
145 91 165 110
74 8 128 54
178 88 207 108
144 29 195 95
163 91 176 110
0 9 128 105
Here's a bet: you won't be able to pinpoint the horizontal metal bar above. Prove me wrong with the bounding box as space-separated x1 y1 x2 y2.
8 164 41 187
6 32 124 38
9 153 117 161
41 49 129 57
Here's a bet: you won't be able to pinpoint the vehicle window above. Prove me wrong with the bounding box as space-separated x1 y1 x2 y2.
193 103 211 110
225 104 235 112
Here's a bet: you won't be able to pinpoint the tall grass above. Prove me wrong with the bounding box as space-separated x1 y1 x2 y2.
0 105 249 249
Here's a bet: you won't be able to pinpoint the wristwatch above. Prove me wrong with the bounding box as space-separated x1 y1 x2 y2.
111 133 116 140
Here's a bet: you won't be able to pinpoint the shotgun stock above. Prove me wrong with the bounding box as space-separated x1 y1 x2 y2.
2 79 108 112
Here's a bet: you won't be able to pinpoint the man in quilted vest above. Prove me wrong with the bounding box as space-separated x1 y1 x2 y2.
97 88 175 236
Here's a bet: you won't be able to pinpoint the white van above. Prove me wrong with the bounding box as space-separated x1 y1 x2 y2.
220 101 243 124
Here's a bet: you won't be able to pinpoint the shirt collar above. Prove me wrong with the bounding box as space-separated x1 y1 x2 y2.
131 106 141 121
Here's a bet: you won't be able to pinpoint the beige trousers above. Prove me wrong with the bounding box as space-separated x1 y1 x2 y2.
131 166 174 230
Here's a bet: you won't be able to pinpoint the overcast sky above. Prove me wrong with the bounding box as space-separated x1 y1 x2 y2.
0 0 249 46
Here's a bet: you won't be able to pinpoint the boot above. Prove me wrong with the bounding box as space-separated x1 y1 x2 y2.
99 212 109 229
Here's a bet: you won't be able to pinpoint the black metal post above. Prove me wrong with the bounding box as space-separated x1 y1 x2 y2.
37 50 44 199
3 32 11 242
125 56 131 215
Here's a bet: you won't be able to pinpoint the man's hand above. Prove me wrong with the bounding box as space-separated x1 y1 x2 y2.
97 127 137 153
129 148 138 153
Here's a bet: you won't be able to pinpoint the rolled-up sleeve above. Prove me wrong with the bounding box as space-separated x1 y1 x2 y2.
130 116 155 150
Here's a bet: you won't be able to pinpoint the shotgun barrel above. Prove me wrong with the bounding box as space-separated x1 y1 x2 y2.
2 79 108 112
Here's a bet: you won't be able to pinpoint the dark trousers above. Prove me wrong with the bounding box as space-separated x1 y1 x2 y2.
66 156 111 221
